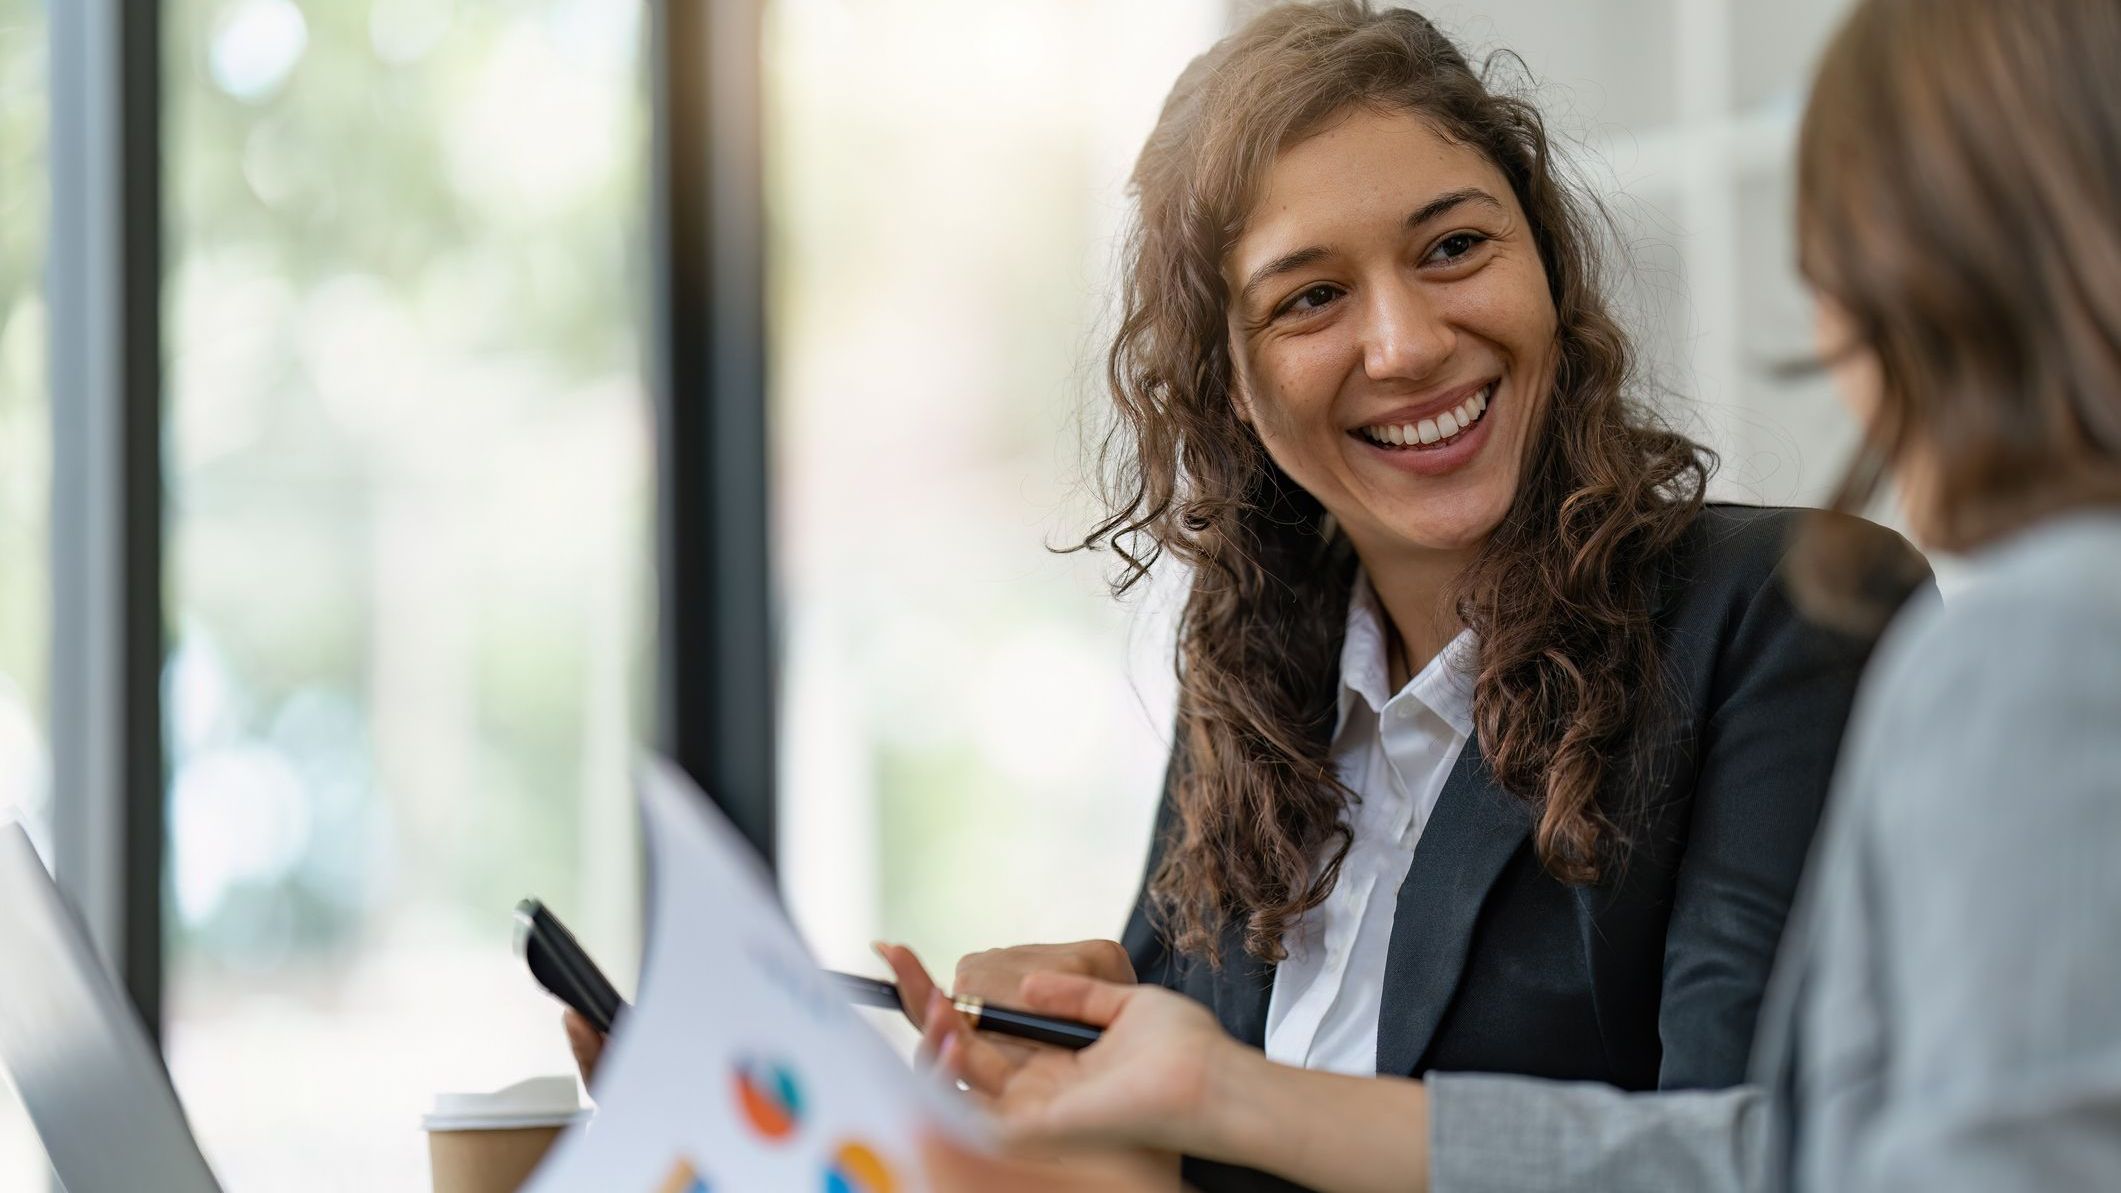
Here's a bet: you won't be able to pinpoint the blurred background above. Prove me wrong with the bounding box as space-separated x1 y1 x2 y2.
0 0 1875 1187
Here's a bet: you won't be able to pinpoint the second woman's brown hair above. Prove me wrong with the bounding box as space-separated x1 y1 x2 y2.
1081 1 1712 964
1797 0 2121 569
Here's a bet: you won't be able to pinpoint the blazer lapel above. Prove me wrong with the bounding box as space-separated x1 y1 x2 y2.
1373 743 1532 1077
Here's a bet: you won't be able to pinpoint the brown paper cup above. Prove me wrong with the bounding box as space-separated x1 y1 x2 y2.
427 1124 564 1193
424 1076 588 1193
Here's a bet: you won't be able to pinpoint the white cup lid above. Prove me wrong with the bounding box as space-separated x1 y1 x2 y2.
423 1075 591 1132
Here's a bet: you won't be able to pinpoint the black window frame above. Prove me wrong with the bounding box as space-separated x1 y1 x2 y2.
651 0 778 868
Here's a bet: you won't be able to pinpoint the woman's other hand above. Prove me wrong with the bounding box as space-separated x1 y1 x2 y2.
935 972 1234 1159
951 939 1136 1005
873 942 1007 1077
875 938 1135 1077
871 942 947 1029
562 1009 604 1087
872 939 1134 1029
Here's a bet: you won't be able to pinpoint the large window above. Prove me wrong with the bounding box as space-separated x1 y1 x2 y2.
0 0 54 1182
160 1 651 1185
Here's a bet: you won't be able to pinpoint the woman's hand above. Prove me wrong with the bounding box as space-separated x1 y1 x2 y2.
933 971 1237 1159
874 938 1135 1076
562 1009 604 1087
952 939 1136 1004
872 938 1134 1030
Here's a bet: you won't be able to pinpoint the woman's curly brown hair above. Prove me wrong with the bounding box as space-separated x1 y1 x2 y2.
1077 1 1714 964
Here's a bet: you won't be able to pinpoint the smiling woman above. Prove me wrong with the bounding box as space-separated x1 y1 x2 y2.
897 4 1934 1192
1081 6 1732 976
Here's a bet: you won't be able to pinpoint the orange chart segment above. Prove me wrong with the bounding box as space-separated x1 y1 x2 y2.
731 1057 806 1142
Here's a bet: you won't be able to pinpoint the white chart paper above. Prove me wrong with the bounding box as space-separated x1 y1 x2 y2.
524 757 985 1193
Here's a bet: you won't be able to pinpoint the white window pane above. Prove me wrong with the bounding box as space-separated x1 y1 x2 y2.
1734 0 1854 115
0 0 56 1178
1731 168 1858 505
1427 0 1678 132
0 0 52 842
163 1 650 1186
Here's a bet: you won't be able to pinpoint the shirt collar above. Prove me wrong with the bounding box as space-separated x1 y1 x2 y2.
1335 571 1478 739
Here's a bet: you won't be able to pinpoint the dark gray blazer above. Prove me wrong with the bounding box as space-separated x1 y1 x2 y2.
1121 504 1929 1193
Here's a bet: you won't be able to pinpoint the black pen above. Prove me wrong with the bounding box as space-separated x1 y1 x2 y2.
829 971 1104 1051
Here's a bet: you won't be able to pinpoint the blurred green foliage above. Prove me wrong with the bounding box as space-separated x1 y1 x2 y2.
162 0 650 971
0 0 51 775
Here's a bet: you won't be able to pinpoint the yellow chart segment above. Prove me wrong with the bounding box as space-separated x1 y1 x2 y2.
655 1158 708 1193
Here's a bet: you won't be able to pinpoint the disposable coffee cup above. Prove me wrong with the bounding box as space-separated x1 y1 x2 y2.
424 1075 591 1193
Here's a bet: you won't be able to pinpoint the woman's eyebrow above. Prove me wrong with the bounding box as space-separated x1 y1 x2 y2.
1238 246 1333 308
1237 188 1507 307
1407 187 1503 229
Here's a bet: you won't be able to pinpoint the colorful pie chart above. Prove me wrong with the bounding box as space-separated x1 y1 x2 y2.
731 1057 805 1142
823 1140 897 1193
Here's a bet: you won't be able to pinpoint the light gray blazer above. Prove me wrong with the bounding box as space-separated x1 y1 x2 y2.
1425 512 2121 1193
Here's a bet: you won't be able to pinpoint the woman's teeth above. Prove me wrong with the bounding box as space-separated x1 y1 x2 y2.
1357 384 1492 449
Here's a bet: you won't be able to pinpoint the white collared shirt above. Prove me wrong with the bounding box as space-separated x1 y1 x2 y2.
1261 573 1477 1076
